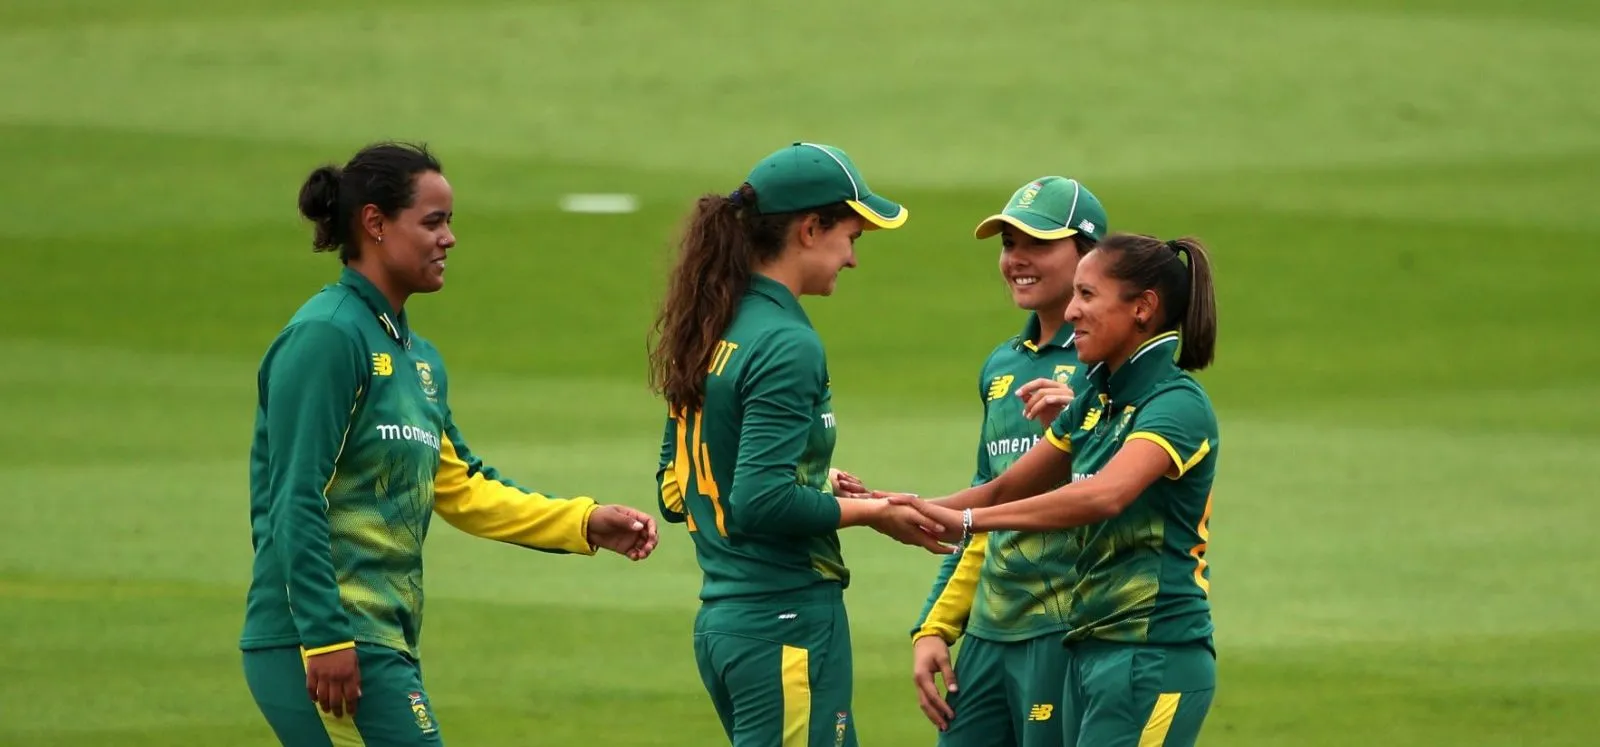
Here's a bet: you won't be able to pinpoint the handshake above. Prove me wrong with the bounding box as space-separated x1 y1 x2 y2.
829 468 969 554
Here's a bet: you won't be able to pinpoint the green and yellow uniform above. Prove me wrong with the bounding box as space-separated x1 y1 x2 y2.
654 143 906 747
1042 331 1220 747
911 316 1085 747
241 267 600 747
910 176 1107 747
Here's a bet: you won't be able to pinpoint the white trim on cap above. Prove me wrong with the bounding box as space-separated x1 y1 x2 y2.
1065 179 1081 227
799 142 861 200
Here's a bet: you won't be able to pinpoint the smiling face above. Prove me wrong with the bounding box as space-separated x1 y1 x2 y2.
366 170 456 296
796 212 865 296
1065 247 1159 366
998 225 1082 313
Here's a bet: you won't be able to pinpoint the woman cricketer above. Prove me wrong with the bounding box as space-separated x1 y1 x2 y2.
883 232 1222 747
908 176 1108 747
240 141 659 747
647 142 943 747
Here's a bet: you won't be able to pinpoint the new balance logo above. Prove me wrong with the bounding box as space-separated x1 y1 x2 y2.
1028 704 1054 721
987 374 1015 401
372 353 393 376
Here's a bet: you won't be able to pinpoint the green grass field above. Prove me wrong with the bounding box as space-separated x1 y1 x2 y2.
3 0 1598 744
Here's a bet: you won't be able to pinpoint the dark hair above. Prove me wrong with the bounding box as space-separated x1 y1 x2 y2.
1094 233 1218 371
297 142 443 262
648 183 855 412
1070 234 1095 255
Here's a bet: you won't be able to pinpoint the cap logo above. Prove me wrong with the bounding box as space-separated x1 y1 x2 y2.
1078 220 1096 233
1016 182 1042 209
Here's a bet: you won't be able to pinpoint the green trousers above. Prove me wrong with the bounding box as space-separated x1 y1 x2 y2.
1062 640 1214 747
939 634 1071 747
242 643 442 746
693 585 857 747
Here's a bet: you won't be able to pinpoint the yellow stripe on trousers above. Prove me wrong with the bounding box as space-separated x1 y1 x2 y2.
781 645 811 747
300 647 367 746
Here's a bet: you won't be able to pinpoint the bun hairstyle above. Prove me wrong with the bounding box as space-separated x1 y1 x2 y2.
297 165 345 252
296 142 443 263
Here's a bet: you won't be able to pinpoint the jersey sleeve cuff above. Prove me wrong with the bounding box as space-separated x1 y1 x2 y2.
1044 427 1072 453
912 624 960 645
302 641 356 657
1125 431 1211 479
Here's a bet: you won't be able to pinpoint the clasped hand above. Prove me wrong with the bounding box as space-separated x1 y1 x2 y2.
869 492 967 548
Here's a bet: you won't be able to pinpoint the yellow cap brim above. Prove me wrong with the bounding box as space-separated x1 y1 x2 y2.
973 213 1080 240
847 199 908 230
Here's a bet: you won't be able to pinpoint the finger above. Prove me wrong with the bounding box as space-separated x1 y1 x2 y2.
635 529 659 560
918 697 945 730
632 533 655 560
914 668 950 713
938 654 959 694
918 533 958 554
935 691 955 723
334 673 352 719
315 677 333 715
1015 378 1051 397
343 674 362 717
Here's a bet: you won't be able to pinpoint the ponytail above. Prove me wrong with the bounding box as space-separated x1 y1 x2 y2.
1095 232 1219 371
648 184 759 413
1169 237 1217 371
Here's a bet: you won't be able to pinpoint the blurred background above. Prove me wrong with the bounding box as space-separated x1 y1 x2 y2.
3 0 1598 744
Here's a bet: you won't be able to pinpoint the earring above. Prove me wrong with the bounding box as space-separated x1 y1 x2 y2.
377 235 384 243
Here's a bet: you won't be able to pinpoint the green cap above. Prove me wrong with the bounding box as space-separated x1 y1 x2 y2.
745 142 908 230
974 176 1106 242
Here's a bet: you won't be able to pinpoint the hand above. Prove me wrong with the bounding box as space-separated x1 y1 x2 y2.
886 495 966 545
586 505 659 561
304 647 361 718
912 635 958 730
1016 377 1075 425
870 501 957 554
829 468 871 499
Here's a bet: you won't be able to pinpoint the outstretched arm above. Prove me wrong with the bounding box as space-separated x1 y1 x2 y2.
718 330 945 551
973 386 1215 533
971 439 1170 532
890 441 1166 544
433 402 657 560
432 413 598 554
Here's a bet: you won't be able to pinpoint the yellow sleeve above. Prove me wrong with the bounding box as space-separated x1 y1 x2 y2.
432 433 598 555
912 532 988 644
656 412 689 524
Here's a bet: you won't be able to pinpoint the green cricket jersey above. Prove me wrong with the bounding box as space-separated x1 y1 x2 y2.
655 273 846 602
1043 331 1219 649
241 267 599 660
911 315 1086 644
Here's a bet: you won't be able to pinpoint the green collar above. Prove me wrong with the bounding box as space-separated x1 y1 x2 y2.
1087 331 1180 403
336 267 410 346
748 273 812 326
1016 313 1076 355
